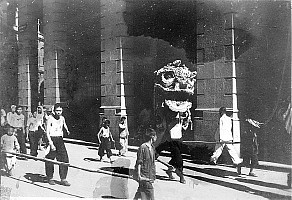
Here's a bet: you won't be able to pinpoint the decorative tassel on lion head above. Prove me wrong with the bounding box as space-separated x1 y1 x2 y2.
154 60 197 143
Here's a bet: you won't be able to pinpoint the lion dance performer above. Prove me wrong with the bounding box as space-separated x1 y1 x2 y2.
154 60 196 184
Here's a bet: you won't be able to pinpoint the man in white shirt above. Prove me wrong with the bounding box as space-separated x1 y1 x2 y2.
45 103 71 186
7 106 26 154
210 107 242 173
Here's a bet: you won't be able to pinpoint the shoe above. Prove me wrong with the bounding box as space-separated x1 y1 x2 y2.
166 170 175 180
248 172 257 177
48 179 56 185
60 179 71 186
180 178 186 184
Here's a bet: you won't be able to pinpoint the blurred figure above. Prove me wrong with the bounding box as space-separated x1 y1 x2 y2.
0 125 20 176
240 118 262 176
0 108 7 137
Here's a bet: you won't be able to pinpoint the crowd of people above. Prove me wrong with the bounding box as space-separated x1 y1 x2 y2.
0 103 265 199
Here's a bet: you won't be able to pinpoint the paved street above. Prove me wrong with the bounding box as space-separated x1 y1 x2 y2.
1 139 291 200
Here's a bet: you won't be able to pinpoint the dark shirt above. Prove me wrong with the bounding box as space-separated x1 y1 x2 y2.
242 121 259 155
135 143 156 182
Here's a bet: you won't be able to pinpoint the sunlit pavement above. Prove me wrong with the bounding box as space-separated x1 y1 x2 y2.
1 139 291 200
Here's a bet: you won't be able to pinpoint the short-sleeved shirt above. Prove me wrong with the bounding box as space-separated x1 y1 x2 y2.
1 134 20 153
47 115 65 137
135 143 156 182
27 117 39 132
7 112 24 128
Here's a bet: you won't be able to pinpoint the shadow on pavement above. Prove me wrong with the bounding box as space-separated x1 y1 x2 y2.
24 173 47 183
235 177 289 190
184 174 291 199
84 157 100 162
184 165 239 177
10 175 85 198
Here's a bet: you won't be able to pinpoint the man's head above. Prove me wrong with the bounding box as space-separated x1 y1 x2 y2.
37 106 43 114
219 107 227 117
145 128 157 143
11 105 16 112
54 103 63 116
16 106 22 115
121 116 126 122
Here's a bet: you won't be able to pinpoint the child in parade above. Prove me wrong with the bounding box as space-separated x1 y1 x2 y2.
0 125 20 176
97 119 114 162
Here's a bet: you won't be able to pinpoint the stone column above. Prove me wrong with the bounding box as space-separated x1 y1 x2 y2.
17 0 39 112
100 0 135 136
196 2 245 155
0 0 18 107
43 0 67 106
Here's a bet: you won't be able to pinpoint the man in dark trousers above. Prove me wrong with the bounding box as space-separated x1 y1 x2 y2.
45 103 71 186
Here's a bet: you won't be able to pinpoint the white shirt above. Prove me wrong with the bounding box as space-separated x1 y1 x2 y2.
7 112 24 128
27 117 39 132
47 115 65 137
219 114 233 141
99 127 110 138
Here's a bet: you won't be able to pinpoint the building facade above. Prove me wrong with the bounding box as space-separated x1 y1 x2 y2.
0 0 290 164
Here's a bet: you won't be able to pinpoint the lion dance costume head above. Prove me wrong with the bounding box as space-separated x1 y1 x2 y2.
154 60 197 144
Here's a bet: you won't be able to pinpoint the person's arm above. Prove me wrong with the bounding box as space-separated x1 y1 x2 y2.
219 117 223 142
22 115 25 134
0 136 3 152
6 113 11 126
26 118 30 136
109 129 114 141
46 117 56 151
63 117 70 135
14 136 20 152
97 127 103 143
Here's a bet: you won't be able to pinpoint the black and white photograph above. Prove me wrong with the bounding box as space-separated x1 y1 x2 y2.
0 0 291 199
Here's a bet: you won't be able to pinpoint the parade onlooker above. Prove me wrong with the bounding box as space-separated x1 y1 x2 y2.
239 118 262 176
97 119 114 162
27 111 43 156
133 128 157 200
36 106 45 150
45 103 71 186
6 105 16 128
210 107 242 173
0 108 7 137
1 125 20 176
119 116 129 156
8 106 26 154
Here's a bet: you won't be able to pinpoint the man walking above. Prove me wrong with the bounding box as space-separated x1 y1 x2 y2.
210 107 242 173
45 103 71 186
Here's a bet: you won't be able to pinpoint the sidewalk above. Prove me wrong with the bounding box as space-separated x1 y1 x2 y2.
0 138 291 200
